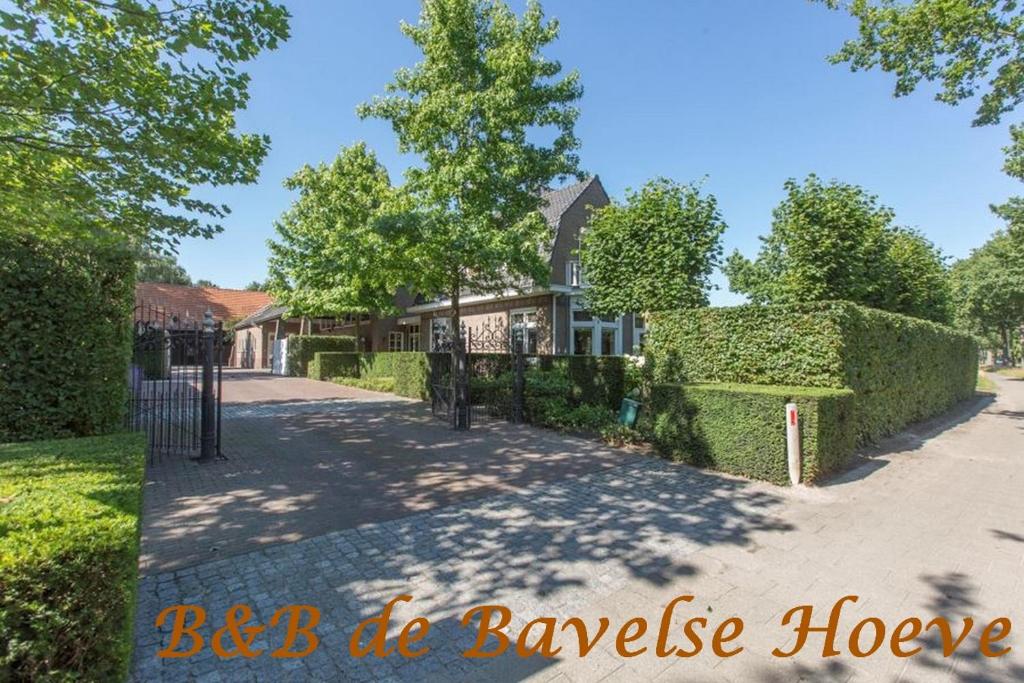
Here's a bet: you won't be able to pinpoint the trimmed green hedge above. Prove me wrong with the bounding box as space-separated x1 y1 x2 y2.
286 335 357 377
0 432 145 681
537 356 627 409
648 302 977 443
308 352 361 381
644 383 856 485
308 352 430 400
0 233 135 441
332 376 397 393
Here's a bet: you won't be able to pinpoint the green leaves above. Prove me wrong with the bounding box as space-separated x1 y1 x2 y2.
949 230 1024 356
724 174 951 323
822 0 1024 226
359 0 582 305
267 143 404 320
0 432 145 681
580 178 726 317
0 0 290 247
0 232 134 442
646 302 977 446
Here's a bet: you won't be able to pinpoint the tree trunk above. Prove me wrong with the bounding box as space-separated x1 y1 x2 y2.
1000 324 1011 365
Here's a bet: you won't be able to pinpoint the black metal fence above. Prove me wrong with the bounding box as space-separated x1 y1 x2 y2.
127 304 224 460
428 319 525 430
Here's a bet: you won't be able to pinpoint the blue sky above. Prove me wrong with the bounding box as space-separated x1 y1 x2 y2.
177 0 1020 305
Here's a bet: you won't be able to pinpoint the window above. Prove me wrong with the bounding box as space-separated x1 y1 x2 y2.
573 328 593 355
601 328 616 355
567 260 584 287
633 316 647 354
569 295 621 355
510 309 538 354
388 331 404 352
407 324 420 352
430 318 451 350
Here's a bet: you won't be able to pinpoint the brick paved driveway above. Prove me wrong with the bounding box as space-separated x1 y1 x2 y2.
132 373 1024 682
141 372 643 573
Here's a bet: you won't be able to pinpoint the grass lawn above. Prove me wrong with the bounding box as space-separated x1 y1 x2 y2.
995 367 1024 380
977 372 999 393
0 432 145 682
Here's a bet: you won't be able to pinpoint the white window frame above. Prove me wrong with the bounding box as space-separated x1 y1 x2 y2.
566 260 584 288
406 324 420 352
510 307 539 354
568 296 621 355
388 331 404 352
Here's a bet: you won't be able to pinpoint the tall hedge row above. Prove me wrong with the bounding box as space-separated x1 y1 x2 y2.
285 335 357 377
0 233 135 442
644 383 856 485
647 301 978 444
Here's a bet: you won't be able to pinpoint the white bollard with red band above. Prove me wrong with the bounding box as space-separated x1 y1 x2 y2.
786 402 801 485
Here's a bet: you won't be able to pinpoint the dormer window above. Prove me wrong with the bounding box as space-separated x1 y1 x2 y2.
567 260 584 287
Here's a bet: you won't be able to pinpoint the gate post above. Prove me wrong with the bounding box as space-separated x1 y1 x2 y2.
452 331 470 430
197 309 217 462
511 338 525 423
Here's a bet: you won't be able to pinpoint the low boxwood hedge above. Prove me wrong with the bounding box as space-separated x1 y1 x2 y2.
285 335 357 377
0 432 146 681
644 383 856 485
308 352 430 400
332 376 397 393
648 302 977 444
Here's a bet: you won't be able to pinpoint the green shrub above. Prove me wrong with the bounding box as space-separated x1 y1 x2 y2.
538 356 627 409
648 302 977 443
0 432 145 681
307 352 431 400
285 335 357 376
0 233 134 442
359 352 430 399
643 383 856 485
308 352 361 381
530 398 616 432
332 376 397 393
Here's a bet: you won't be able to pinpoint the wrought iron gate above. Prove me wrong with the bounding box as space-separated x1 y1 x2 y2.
127 304 224 460
428 318 525 430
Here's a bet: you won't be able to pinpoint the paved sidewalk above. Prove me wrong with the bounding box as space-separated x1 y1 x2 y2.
132 375 1024 682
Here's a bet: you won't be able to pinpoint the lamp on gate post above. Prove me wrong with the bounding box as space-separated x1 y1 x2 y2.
197 309 217 462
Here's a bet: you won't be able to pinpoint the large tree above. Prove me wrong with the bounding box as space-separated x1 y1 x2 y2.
724 175 951 322
136 249 191 285
580 178 726 317
0 0 290 247
358 0 582 342
950 231 1024 362
822 0 1024 226
267 143 401 344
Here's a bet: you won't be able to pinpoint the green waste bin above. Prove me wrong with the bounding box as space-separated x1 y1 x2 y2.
618 397 640 427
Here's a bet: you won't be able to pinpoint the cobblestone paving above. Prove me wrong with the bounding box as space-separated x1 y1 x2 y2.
131 375 1024 682
220 398 413 420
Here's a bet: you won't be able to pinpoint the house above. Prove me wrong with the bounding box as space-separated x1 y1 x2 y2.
134 282 272 326
402 175 644 356
134 282 274 367
233 175 641 370
229 290 420 370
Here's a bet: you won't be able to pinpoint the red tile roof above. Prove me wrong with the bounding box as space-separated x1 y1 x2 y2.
134 282 273 324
